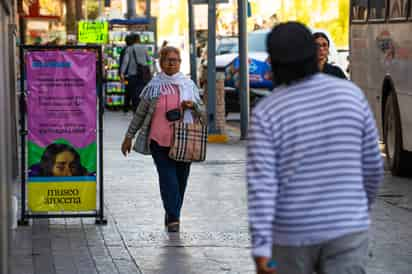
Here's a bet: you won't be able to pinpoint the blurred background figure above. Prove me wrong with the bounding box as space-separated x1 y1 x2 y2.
313 32 347 79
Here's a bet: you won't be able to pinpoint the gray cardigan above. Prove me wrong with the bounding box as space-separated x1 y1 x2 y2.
126 97 205 155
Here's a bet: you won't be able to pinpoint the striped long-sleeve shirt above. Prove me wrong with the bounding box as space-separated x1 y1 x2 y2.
247 73 384 258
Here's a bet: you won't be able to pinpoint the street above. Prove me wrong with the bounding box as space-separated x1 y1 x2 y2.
10 111 412 274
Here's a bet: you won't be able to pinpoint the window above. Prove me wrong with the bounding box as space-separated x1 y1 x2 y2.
389 0 408 18
369 0 386 19
351 0 368 21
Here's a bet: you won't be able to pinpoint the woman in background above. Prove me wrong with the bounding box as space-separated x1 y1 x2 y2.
313 32 347 79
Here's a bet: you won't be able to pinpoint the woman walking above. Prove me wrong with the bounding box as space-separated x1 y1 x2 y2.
121 46 204 232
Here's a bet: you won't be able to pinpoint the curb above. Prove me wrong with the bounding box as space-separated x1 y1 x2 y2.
208 134 229 143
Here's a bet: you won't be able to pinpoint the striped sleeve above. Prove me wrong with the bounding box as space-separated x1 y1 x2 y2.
247 111 278 258
361 99 384 208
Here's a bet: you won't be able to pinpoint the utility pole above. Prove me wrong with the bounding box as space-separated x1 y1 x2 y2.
206 0 217 133
238 0 249 139
127 0 136 19
145 0 151 18
188 0 197 83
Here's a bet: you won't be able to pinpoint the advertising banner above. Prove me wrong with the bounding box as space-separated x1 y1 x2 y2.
26 50 97 212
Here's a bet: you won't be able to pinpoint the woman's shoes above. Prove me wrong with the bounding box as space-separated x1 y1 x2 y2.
164 214 180 232
166 221 180 233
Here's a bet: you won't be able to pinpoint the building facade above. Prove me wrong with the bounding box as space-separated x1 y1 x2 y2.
0 0 18 274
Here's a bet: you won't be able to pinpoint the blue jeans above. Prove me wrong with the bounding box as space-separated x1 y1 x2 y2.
150 141 191 223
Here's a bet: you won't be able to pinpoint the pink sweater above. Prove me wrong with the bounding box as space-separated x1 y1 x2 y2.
149 91 180 147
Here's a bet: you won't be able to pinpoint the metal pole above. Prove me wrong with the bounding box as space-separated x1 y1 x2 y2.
127 0 136 19
145 0 151 18
0 103 10 274
96 46 107 225
18 46 28 226
206 0 217 133
188 0 197 83
98 0 103 18
0 12 11 273
237 0 249 139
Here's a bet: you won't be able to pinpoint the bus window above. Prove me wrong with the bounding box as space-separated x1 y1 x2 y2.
389 0 408 18
369 0 386 19
351 0 368 21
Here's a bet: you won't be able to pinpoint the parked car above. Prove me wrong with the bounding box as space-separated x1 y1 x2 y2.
215 28 348 114
216 29 273 114
198 36 238 90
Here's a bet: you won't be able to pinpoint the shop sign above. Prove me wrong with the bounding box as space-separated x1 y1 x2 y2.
25 50 97 212
78 21 108 44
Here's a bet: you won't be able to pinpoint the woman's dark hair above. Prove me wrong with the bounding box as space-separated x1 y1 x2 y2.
39 143 87 176
313 32 330 47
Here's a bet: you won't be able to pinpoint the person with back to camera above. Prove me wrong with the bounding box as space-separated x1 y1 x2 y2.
313 32 347 79
118 34 134 79
121 46 205 233
247 22 383 274
120 34 150 113
30 143 88 177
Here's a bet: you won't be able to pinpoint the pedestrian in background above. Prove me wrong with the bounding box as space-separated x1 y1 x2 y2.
120 34 150 113
313 31 347 79
121 46 204 233
247 22 383 274
118 34 134 77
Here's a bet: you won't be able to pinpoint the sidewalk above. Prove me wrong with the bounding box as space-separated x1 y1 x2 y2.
11 111 254 274
10 111 412 274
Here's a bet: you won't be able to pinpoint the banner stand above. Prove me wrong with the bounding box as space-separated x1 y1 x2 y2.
18 45 107 226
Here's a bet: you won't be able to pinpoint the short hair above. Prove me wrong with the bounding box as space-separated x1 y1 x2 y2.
313 32 330 47
125 34 134 46
266 23 318 86
129 33 140 44
269 59 318 86
39 143 87 176
159 46 181 64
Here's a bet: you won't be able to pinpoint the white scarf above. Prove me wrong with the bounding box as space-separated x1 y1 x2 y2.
140 72 201 123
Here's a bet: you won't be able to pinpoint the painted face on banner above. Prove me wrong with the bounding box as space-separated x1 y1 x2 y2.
52 151 76 176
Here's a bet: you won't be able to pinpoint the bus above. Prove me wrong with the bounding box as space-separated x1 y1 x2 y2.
350 0 412 176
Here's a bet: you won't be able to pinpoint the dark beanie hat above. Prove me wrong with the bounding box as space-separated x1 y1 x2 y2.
266 22 317 64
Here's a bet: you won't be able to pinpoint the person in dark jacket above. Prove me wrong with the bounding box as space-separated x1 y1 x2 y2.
313 32 347 79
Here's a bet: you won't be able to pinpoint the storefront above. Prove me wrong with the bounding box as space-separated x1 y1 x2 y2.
21 0 66 44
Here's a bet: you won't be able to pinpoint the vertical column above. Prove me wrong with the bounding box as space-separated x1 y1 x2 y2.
66 0 76 36
127 0 136 19
0 8 10 274
188 0 197 83
238 0 249 139
203 71 228 142
215 72 226 133
145 0 151 18
206 0 217 133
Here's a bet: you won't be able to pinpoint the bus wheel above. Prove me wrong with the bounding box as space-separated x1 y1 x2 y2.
383 93 411 176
